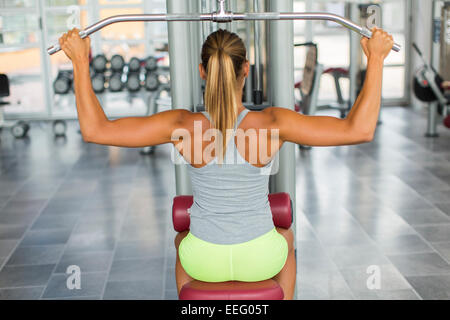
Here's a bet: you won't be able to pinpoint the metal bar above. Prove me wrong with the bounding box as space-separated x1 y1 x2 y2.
266 0 297 300
254 0 262 92
167 0 193 196
47 11 402 55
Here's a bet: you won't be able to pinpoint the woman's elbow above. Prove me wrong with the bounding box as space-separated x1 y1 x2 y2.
81 128 100 144
356 130 374 144
80 121 108 144
81 131 93 143
348 124 374 144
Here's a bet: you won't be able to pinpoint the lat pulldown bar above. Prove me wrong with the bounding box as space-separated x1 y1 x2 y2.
47 0 401 55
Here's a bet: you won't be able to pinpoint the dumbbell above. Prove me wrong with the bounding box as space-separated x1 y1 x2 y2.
110 54 125 73
126 73 141 92
92 54 108 73
92 73 106 93
53 71 73 94
144 56 158 72
109 73 124 92
145 73 159 91
128 57 141 73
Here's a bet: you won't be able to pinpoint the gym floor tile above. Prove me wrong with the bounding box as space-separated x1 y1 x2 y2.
418 191 450 205
108 257 165 282
373 234 434 255
54 251 113 274
310 224 373 247
406 275 450 299
0 211 39 225
394 208 450 226
434 203 450 216
325 244 390 269
42 272 107 299
164 267 177 291
43 295 101 300
413 224 450 243
0 196 10 208
6 245 64 266
0 239 18 257
0 286 45 300
71 218 123 237
296 240 329 261
164 289 179 300
430 242 450 262
352 289 420 300
20 229 72 246
114 240 165 260
65 233 116 253
0 264 55 288
0 224 28 240
297 267 354 300
41 199 85 216
103 279 164 300
0 199 47 215
388 252 450 277
31 214 80 231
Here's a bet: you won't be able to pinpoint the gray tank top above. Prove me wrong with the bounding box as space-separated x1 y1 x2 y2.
182 108 275 245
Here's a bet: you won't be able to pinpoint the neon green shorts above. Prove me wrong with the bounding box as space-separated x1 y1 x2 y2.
178 227 288 282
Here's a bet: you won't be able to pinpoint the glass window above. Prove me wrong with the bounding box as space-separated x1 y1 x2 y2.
0 48 46 114
293 0 409 103
0 0 36 8
382 66 405 99
0 13 40 46
99 8 145 41
98 0 142 5
46 9 89 44
45 0 86 6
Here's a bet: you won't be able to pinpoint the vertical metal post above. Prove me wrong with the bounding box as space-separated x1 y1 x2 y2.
404 0 413 106
426 0 442 137
189 0 203 110
266 0 297 299
304 0 314 42
253 0 262 103
144 0 154 56
244 0 253 103
167 0 193 195
348 3 359 109
91 0 101 55
37 0 53 118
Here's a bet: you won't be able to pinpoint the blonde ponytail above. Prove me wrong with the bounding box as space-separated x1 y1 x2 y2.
201 29 247 163
205 49 238 163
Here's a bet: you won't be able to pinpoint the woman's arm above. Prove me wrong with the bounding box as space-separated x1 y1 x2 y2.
271 28 394 147
59 28 187 147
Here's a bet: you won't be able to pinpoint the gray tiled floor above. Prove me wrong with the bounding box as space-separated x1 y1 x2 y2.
0 106 450 299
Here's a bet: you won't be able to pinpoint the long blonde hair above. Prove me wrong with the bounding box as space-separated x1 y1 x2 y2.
201 29 247 163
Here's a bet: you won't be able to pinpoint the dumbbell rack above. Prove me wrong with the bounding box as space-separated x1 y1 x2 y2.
50 54 169 140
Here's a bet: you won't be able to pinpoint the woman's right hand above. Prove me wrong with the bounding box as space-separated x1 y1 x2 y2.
360 27 394 60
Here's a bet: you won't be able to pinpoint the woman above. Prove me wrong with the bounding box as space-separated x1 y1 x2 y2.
59 27 393 300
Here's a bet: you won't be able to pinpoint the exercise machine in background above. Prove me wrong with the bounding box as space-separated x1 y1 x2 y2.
0 74 31 139
417 0 450 136
412 43 450 132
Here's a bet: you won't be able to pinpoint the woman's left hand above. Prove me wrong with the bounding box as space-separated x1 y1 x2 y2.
58 28 90 64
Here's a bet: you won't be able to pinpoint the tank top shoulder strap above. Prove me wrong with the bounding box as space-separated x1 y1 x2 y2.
201 111 210 121
234 108 250 130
